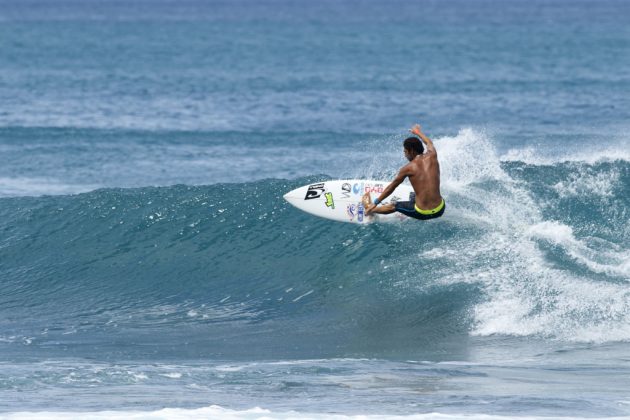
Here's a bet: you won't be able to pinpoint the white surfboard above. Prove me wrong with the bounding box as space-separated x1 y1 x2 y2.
283 179 414 224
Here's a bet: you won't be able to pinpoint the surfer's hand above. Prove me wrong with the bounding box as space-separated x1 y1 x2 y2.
410 124 423 136
365 204 375 215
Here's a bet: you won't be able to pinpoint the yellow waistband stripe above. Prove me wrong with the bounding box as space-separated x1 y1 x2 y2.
414 199 445 215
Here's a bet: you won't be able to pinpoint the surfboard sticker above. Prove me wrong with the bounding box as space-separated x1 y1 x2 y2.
283 179 414 224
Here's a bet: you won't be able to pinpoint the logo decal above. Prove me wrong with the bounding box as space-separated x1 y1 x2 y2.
324 192 335 209
357 203 365 222
346 204 356 220
352 182 384 195
364 184 384 194
305 183 325 200
341 183 351 198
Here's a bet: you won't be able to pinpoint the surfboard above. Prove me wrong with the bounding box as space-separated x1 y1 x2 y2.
283 180 414 224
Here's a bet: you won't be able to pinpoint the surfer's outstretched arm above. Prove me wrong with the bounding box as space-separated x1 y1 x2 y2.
379 170 407 202
365 168 408 215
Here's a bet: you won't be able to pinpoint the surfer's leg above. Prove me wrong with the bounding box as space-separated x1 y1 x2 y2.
362 193 396 215
369 203 396 215
393 199 418 219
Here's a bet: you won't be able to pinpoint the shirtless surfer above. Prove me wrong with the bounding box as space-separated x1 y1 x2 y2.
364 124 445 220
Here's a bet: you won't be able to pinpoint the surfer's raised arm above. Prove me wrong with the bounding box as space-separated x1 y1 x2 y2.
410 124 436 155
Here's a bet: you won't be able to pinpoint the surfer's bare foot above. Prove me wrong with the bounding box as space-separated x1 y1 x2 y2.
362 193 375 216
362 192 371 207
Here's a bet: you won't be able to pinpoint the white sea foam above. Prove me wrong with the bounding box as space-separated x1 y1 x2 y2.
416 128 630 344
500 142 630 165
0 335 33 345
160 372 183 379
526 221 630 278
1 405 625 420
438 128 511 188
551 166 621 199
472 231 629 344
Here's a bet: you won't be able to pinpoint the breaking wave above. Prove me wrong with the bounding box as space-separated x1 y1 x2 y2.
0 129 628 360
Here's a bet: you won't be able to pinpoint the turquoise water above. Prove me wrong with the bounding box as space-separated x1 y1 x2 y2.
1 0 629 418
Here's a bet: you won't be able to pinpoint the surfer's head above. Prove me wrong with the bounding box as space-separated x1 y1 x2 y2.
403 137 424 161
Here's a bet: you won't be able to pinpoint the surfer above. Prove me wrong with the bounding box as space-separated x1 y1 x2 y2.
364 124 445 220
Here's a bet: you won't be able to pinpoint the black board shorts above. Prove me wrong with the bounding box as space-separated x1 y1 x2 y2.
394 193 445 221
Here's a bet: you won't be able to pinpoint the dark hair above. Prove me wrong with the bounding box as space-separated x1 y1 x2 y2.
403 137 424 155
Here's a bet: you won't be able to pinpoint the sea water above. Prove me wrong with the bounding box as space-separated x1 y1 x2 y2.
0 0 629 418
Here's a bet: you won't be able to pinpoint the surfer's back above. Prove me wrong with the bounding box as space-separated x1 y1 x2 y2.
407 150 442 210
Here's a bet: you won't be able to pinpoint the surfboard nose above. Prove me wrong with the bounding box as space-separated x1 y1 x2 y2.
283 186 304 203
283 189 299 204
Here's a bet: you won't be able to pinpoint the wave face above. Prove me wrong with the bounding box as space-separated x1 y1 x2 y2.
1 130 628 361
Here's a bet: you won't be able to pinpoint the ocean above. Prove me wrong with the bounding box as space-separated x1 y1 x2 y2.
0 0 629 418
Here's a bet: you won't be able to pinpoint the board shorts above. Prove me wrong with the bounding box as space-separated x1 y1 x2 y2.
394 193 445 220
